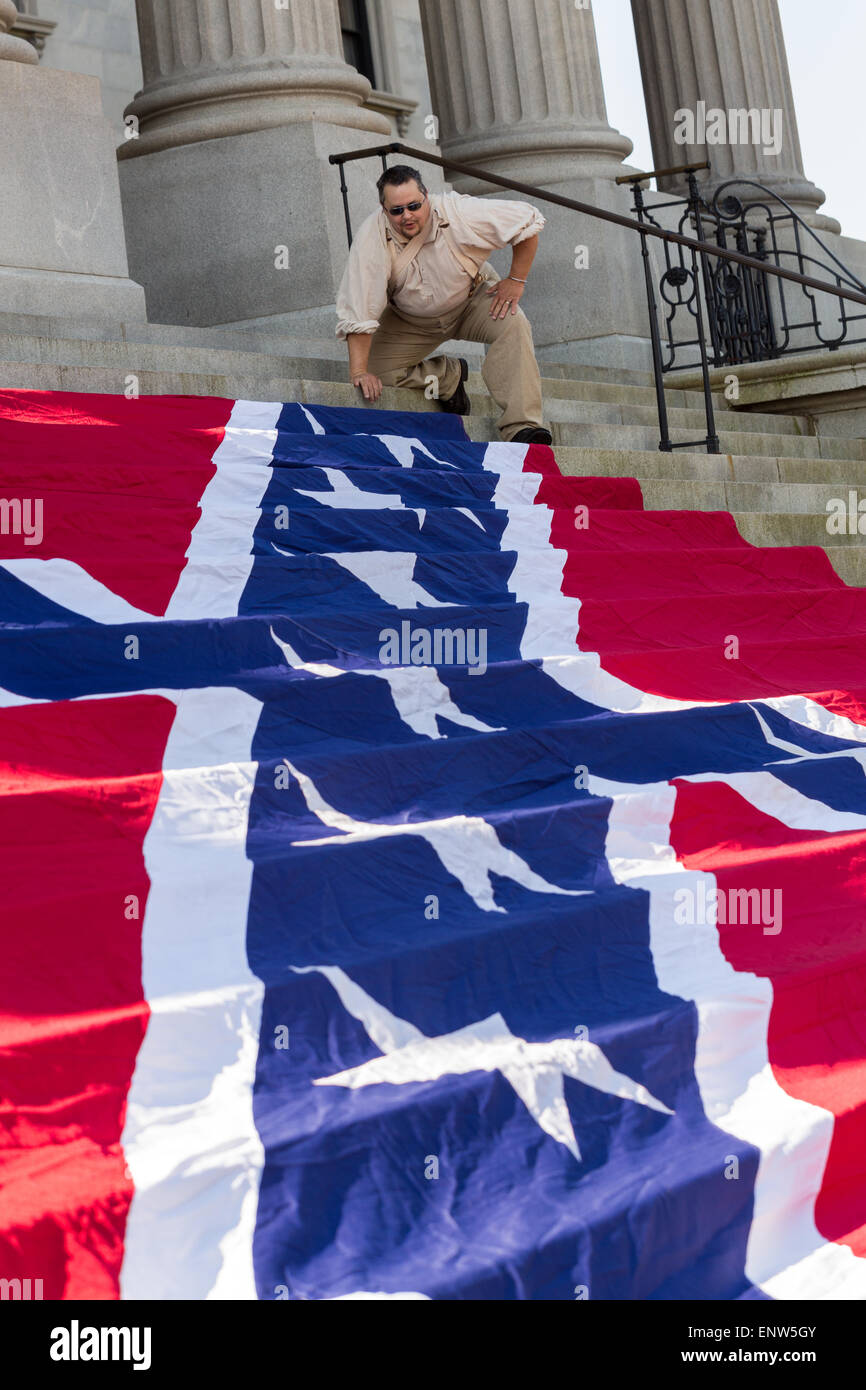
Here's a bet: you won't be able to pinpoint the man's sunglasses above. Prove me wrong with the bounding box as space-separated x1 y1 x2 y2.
385 197 427 217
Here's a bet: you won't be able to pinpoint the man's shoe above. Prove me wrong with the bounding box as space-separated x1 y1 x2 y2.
440 358 471 416
511 427 553 445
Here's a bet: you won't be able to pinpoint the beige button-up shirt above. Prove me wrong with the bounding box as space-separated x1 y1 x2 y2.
335 190 546 340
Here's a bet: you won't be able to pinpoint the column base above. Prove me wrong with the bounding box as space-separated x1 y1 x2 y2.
120 120 396 328
0 266 146 320
0 64 145 321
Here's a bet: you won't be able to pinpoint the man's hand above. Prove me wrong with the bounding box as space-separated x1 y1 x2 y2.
351 371 384 402
486 277 526 320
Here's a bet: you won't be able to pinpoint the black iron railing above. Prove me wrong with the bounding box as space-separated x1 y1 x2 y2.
621 168 866 373
330 141 866 454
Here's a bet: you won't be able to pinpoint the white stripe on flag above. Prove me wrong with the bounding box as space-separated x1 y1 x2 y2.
121 400 280 1300
120 686 265 1300
166 399 280 619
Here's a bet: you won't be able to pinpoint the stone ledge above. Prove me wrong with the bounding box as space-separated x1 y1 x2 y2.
672 345 866 439
672 345 866 407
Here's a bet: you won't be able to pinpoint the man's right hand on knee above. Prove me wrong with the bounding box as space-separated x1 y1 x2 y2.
351 371 384 403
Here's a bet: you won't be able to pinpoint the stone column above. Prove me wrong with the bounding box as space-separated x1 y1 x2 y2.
124 0 387 154
417 0 651 369
419 0 632 187
630 0 837 231
118 0 392 329
0 0 37 62
0 0 146 320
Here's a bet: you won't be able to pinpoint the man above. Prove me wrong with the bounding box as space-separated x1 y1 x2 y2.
335 165 552 445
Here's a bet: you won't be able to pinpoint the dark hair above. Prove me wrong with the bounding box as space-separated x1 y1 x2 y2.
376 165 428 205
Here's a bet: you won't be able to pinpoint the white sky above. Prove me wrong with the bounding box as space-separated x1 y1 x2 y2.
593 0 865 239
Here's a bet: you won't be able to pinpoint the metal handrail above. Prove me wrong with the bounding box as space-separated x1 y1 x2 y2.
615 160 711 186
329 140 866 453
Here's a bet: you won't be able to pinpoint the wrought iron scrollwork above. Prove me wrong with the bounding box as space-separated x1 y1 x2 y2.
628 168 866 375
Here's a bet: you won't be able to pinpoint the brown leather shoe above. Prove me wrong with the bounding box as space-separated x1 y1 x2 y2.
440 358 470 416
511 427 553 445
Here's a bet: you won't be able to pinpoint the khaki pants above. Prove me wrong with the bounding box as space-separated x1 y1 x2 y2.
365 278 545 441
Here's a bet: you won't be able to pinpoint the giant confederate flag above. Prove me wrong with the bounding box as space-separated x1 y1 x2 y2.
0 388 865 1300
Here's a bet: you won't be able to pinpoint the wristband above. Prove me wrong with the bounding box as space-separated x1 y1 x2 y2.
507 275 528 284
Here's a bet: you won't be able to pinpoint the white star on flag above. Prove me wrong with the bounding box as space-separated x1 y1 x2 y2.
283 758 588 914
296 965 674 1161
293 468 401 511
270 625 502 739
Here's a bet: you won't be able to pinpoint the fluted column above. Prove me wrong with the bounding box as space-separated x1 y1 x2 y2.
631 0 836 230
0 0 38 63
419 0 632 188
120 0 389 160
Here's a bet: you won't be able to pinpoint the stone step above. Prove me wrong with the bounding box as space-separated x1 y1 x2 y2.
546 420 866 461
506 375 700 407
528 359 656 386
0 309 656 383
474 368 745 411
823 548 866 586
553 447 866 485
731 512 866 549
530 395 808 436
637 479 866 516
0 312 356 362
3 356 861 477
0 310 653 386
259 372 782 433
0 358 813 453
0 351 689 418
0 318 821 435
556 452 866 585
0 336 352 388
239 373 808 439
0 330 787 423
289 378 810 440
5 344 860 492
5 358 862 482
0 361 313 402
